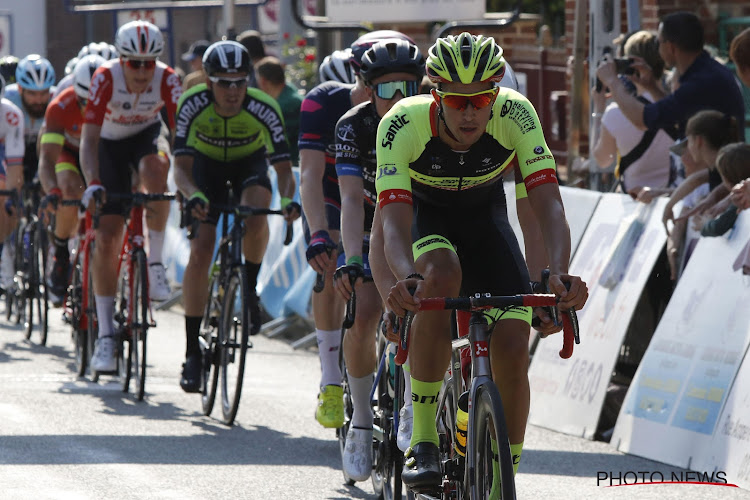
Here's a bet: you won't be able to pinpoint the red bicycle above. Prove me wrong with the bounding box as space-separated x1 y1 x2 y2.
109 192 176 400
64 198 98 379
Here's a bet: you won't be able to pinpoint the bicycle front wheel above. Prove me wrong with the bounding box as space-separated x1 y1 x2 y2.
219 269 249 425
116 260 132 392
469 382 516 500
131 250 148 401
86 241 99 382
200 272 221 416
24 226 35 341
69 253 87 377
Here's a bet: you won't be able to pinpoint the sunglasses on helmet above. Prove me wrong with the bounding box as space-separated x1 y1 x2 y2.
208 76 249 89
433 88 499 111
122 58 156 70
371 80 420 100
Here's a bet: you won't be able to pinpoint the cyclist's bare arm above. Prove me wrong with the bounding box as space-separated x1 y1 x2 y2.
79 123 102 185
526 183 587 310
38 126 64 195
270 158 297 221
299 148 334 272
338 174 365 285
369 206 397 301
299 149 328 233
174 154 207 221
516 194 548 279
173 154 198 197
380 202 423 315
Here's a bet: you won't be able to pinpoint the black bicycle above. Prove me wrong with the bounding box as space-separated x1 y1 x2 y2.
187 202 292 425
2 183 49 344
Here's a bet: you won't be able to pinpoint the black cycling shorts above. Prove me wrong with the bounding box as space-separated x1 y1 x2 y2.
99 122 162 217
192 149 272 225
411 182 532 323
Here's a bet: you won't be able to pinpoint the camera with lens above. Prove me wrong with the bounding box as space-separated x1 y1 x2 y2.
613 57 635 75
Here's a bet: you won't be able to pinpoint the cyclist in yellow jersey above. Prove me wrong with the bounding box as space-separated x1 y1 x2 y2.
374 33 589 491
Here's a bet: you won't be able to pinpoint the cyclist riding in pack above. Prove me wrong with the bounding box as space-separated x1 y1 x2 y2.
53 43 118 99
174 40 299 393
319 49 356 85
80 20 182 373
0 75 25 293
38 55 107 305
374 33 588 492
332 38 425 481
5 54 56 183
299 30 414 431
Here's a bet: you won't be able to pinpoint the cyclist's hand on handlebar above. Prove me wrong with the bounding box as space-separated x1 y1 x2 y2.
387 275 424 317
333 259 364 300
532 307 562 337
81 182 105 214
306 230 336 274
280 197 301 223
187 191 209 221
41 187 62 213
548 273 589 312
381 310 400 343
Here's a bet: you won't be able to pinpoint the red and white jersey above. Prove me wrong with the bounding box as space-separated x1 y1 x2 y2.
0 98 25 167
83 59 181 140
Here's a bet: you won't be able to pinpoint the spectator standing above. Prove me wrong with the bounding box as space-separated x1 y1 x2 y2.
237 30 267 88
181 40 210 90
592 30 674 194
255 56 302 165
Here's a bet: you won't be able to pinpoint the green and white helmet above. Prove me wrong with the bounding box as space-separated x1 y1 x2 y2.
426 32 505 84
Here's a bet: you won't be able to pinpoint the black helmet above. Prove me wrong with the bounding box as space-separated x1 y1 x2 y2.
350 30 415 74
0 55 19 85
202 40 251 76
359 39 425 83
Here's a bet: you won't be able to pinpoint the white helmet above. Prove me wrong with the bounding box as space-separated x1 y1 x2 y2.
65 57 79 76
79 42 118 60
318 49 355 84
73 55 107 99
115 20 164 58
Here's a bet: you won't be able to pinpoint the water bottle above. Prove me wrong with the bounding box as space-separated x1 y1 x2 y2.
454 391 469 457
23 230 32 264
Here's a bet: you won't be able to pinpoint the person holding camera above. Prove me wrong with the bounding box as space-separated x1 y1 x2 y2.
592 30 674 195
597 12 744 207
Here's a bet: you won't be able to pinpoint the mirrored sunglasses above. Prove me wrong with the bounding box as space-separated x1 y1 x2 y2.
208 76 249 89
434 88 499 111
123 58 156 70
372 80 420 100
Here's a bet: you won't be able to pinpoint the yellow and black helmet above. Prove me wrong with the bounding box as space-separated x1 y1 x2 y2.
426 32 505 84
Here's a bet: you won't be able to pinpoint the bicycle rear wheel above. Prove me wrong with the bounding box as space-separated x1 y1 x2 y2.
69 254 87 377
200 272 221 416
219 269 249 425
86 241 99 382
372 338 406 500
24 225 35 341
469 382 516 500
116 260 132 392
337 325 356 486
131 250 148 401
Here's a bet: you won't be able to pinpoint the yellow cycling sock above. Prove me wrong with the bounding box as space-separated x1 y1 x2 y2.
409 377 442 448
510 441 524 475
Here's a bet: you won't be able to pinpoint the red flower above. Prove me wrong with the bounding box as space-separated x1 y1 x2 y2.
283 32 290 39
297 38 307 47
305 53 315 62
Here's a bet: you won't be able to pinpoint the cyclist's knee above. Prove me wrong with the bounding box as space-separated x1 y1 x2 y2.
421 256 461 296
491 324 530 370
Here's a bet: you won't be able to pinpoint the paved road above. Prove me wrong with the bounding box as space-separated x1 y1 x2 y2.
1 302 749 500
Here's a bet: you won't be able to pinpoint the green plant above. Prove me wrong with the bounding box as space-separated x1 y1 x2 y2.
282 33 317 92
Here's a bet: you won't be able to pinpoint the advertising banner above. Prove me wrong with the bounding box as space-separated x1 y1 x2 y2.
325 0 485 23
528 195 668 438
612 210 750 482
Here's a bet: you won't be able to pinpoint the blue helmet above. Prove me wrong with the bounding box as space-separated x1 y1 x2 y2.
16 54 56 90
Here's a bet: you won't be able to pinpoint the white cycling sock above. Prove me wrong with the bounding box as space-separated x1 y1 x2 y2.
148 229 165 265
348 372 374 429
95 295 115 338
317 329 342 387
402 357 413 408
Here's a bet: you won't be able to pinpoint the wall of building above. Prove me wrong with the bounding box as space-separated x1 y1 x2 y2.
0 0 46 60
